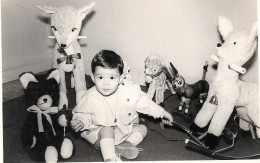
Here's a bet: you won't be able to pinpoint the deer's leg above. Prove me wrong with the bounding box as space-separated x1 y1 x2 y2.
73 60 87 104
59 69 68 110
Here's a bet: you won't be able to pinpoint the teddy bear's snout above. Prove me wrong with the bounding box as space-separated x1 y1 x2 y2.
217 43 222 47
43 98 48 103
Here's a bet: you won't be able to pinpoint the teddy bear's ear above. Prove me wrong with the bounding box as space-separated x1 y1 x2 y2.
47 69 60 84
37 5 56 14
77 2 95 21
218 16 234 40
19 73 38 89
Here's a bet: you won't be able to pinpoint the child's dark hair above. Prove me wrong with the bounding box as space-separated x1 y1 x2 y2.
91 50 124 75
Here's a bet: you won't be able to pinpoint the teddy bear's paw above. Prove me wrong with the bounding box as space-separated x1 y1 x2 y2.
60 138 73 159
59 92 68 110
76 91 85 104
204 133 220 150
45 146 58 163
58 111 73 127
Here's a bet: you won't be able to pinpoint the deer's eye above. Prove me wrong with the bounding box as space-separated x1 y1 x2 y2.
72 28 77 32
51 26 57 31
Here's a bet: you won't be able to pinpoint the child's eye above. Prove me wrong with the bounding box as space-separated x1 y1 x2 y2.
110 77 115 80
98 76 103 79
72 28 77 32
51 26 57 31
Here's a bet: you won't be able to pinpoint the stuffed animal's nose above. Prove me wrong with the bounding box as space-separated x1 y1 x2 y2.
217 43 222 47
61 44 67 48
43 98 48 103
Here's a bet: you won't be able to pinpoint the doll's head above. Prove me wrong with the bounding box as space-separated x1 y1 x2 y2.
144 55 166 76
91 50 124 96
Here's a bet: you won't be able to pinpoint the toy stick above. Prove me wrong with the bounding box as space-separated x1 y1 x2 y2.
48 36 87 39
211 54 219 62
228 64 246 74
202 61 208 80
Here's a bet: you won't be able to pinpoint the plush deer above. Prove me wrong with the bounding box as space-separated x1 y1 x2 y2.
38 3 95 109
190 16 259 149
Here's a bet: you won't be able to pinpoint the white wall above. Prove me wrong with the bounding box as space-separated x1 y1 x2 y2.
1 0 258 84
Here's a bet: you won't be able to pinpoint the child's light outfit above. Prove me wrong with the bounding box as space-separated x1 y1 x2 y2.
73 80 164 145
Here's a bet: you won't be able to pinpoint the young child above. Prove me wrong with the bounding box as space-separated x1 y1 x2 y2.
71 50 173 161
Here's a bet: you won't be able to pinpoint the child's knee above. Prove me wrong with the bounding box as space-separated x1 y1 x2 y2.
99 126 115 138
135 124 147 137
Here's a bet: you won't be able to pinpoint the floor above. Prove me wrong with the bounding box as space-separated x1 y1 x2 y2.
2 79 24 102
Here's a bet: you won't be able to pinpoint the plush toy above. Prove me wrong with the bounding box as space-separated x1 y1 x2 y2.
169 62 209 114
37 2 95 109
190 16 259 150
144 55 175 107
122 61 132 81
19 69 74 162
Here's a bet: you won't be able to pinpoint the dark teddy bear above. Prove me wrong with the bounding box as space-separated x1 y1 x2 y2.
19 69 74 162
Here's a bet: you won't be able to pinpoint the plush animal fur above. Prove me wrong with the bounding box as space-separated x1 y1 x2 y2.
122 61 132 81
190 16 259 149
19 69 74 162
144 55 169 106
38 3 95 109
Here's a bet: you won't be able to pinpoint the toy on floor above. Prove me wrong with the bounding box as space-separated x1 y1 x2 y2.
167 61 209 122
190 16 259 150
19 69 74 163
144 55 176 107
162 117 260 159
37 2 95 109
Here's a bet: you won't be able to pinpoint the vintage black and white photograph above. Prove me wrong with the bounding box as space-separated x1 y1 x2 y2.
1 0 260 162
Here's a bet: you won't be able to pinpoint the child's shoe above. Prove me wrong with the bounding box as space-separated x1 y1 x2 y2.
115 141 139 160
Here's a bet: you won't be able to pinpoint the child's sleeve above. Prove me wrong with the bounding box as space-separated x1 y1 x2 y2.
72 95 93 130
135 85 164 119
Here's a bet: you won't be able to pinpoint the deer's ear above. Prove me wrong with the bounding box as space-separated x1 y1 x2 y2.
246 22 258 52
218 16 234 40
248 22 258 44
77 2 95 21
37 5 56 14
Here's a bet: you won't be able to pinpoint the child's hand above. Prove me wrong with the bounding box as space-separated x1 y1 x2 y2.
71 119 84 132
162 110 174 126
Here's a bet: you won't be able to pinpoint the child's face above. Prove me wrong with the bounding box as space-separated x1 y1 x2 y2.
91 66 123 96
